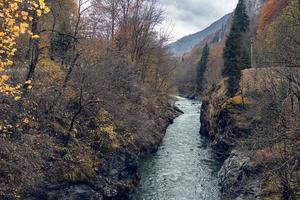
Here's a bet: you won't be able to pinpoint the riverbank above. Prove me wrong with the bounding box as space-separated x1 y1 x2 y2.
199 77 264 199
0 96 182 200
200 68 300 200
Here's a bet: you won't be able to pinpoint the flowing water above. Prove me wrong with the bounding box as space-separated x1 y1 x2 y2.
130 97 221 200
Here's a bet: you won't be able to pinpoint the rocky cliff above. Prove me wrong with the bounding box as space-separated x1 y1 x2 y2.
200 68 300 199
200 69 261 199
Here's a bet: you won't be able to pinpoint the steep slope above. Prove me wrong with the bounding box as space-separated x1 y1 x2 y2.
200 0 300 199
167 13 232 56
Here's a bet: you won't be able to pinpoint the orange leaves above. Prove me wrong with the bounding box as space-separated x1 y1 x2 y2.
227 95 250 106
258 0 290 32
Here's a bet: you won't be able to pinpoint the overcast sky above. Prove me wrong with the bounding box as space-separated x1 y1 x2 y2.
158 0 238 42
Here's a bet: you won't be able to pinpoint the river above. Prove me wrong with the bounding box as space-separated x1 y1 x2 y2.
130 97 221 200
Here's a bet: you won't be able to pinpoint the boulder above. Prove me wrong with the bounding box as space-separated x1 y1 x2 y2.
218 150 262 200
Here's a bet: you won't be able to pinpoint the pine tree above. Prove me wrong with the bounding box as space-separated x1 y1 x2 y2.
197 44 210 94
223 0 250 96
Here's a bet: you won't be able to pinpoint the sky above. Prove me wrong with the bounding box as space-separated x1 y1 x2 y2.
158 0 238 42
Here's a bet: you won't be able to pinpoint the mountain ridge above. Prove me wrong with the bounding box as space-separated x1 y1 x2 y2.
167 13 233 56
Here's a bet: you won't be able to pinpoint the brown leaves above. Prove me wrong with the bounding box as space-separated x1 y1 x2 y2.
258 0 290 32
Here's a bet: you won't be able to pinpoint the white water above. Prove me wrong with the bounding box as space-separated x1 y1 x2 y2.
130 97 221 200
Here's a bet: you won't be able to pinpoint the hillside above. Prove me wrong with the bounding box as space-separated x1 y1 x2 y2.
167 13 232 56
0 1 181 199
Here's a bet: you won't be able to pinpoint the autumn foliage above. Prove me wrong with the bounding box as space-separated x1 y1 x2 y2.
258 0 290 31
0 0 49 94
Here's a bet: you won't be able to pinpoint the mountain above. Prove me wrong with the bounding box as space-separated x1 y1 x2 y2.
167 13 232 56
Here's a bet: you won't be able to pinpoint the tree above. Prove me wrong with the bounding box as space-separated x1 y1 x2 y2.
48 0 76 62
258 0 289 32
0 0 49 94
90 0 165 82
256 0 300 68
223 0 250 96
196 44 210 94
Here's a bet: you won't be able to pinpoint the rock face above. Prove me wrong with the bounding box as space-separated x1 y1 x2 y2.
200 67 300 200
200 79 233 160
200 69 271 199
198 1 267 197
218 151 262 200
200 88 262 199
46 185 102 200
244 0 266 16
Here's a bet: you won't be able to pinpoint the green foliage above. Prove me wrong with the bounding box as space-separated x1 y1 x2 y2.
196 44 210 94
223 0 250 96
231 0 249 33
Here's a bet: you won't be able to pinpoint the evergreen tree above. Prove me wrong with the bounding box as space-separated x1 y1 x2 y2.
197 44 210 94
223 0 250 96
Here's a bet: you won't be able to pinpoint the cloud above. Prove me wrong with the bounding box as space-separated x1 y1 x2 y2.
157 0 238 41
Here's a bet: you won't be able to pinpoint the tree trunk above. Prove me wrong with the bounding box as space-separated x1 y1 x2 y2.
26 15 40 81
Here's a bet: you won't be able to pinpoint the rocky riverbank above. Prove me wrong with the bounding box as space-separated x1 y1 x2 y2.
0 97 182 200
200 68 300 200
200 75 261 200
200 79 261 200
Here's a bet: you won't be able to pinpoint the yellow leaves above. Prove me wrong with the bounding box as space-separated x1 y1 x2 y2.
99 125 116 136
12 25 20 35
227 95 250 106
0 84 19 95
1 75 9 82
9 3 18 11
20 22 29 34
0 122 11 132
31 34 40 39
99 124 122 150
6 18 16 27
44 7 50 14
25 80 32 85
24 79 33 89
14 96 21 101
6 60 13 66
10 48 17 56
0 0 50 95
36 9 42 17
23 117 29 124
21 11 28 20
